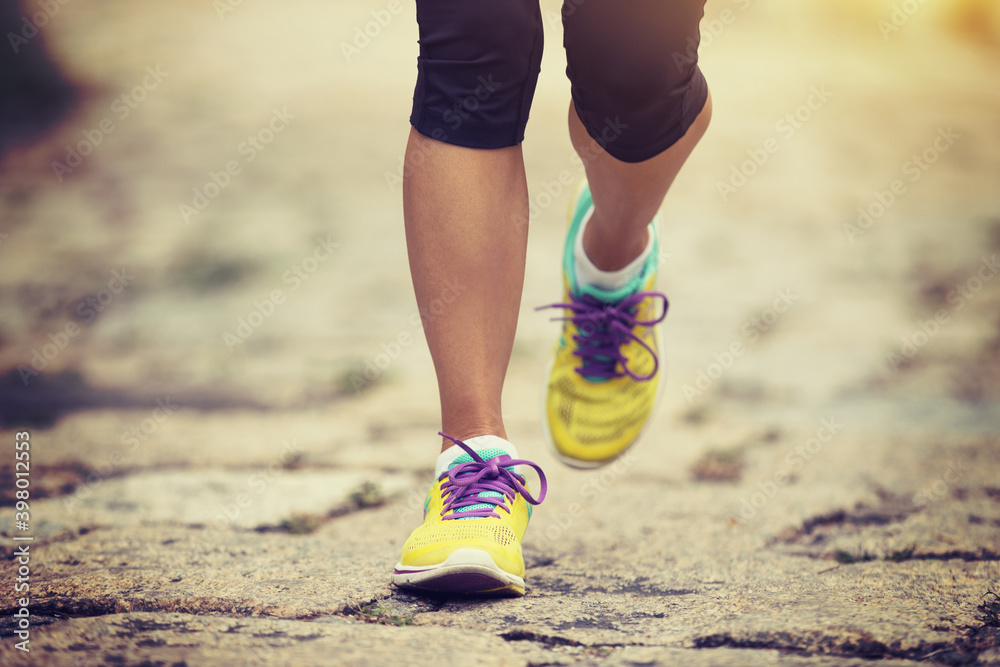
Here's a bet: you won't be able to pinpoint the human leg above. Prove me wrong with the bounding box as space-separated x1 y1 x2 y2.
403 132 529 450
571 95 712 273
394 0 549 597
404 0 543 452
540 0 711 467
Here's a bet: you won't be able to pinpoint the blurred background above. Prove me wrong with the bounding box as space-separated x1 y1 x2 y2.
0 0 998 472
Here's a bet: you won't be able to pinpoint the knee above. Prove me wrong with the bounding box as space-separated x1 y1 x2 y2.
414 0 542 146
576 45 693 120
564 2 705 124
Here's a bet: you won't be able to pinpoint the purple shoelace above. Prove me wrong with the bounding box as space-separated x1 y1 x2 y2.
438 433 547 520
537 290 668 381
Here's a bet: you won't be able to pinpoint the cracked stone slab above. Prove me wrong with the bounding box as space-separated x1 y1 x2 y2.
4 438 996 661
2 405 440 480
0 500 417 620
0 613 941 667
0 523 400 618
403 558 997 655
774 490 1000 562
0 467 414 542
0 612 555 667
602 647 925 666
381 464 999 658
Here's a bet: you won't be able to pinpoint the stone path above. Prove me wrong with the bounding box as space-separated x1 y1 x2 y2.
1 0 999 664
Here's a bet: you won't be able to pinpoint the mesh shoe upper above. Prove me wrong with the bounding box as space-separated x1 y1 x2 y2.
398 434 547 576
539 183 669 467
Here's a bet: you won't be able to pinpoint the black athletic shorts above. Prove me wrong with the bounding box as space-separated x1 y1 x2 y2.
410 0 709 163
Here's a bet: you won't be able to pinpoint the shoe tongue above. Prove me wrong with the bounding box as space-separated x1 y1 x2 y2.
434 435 519 479
435 436 521 520
574 273 650 384
577 262 648 304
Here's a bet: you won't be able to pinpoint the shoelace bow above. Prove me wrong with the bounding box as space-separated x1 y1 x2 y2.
438 433 547 520
537 290 668 381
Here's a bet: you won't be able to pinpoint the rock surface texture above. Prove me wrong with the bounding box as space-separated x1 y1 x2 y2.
1 0 999 664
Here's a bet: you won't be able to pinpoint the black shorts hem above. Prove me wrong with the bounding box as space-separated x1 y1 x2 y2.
579 67 709 164
410 112 526 150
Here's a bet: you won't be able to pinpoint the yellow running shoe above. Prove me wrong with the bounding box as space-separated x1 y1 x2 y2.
537 182 668 468
392 433 547 597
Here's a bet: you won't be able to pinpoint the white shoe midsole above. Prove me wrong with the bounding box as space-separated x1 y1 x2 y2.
392 548 524 588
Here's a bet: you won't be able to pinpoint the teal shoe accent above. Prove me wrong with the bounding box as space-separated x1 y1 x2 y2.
563 182 659 304
562 183 593 297
447 449 518 520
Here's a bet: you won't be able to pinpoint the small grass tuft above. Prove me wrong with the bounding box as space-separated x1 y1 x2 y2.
885 545 917 562
978 590 1000 628
279 513 323 535
834 549 876 564
350 480 385 509
353 604 414 627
